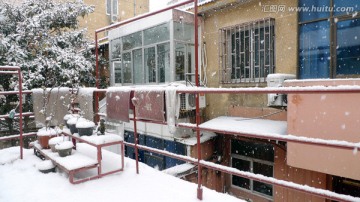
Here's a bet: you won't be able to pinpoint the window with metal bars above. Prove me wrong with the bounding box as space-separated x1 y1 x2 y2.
219 18 275 84
231 139 274 199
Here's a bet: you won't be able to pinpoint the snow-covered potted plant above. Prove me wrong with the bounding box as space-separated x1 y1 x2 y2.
48 136 68 153
55 141 73 157
67 117 85 134
63 114 80 128
37 160 56 174
37 127 58 149
76 119 95 136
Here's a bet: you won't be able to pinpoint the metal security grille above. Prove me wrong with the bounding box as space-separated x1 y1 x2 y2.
219 18 275 84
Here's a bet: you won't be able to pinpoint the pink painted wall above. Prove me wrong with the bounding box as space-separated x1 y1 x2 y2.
285 79 360 180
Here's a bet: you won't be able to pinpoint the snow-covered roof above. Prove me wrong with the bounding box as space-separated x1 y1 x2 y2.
176 131 217 146
183 0 253 11
199 116 287 137
162 163 196 177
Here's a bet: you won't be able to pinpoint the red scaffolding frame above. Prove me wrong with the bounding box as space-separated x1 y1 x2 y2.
93 1 360 201
0 1 359 201
95 0 360 201
0 66 26 159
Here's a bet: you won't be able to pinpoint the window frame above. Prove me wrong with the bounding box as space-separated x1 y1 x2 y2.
230 139 275 200
298 0 360 79
106 0 118 16
219 18 275 84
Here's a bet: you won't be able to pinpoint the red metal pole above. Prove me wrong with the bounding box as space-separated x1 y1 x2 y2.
97 145 102 176
0 90 32 96
18 68 24 159
0 112 34 119
94 32 99 123
133 105 139 174
121 142 124 171
193 0 203 200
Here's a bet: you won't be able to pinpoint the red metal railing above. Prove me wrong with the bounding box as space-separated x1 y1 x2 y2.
93 1 360 201
1 1 359 202
0 66 25 159
108 86 360 202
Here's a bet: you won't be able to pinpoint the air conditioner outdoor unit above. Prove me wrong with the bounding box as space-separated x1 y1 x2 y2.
180 93 206 111
267 73 296 107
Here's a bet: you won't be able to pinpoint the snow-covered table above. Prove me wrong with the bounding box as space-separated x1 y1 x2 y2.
62 131 125 183
33 142 99 184
33 131 124 184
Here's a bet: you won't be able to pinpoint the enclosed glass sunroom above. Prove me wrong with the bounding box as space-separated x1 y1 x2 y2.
108 9 195 86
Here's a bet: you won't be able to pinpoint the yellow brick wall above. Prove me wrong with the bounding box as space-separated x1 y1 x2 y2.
199 0 298 120
78 0 149 40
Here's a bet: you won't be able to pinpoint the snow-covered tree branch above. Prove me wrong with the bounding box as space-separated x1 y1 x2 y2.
0 0 96 89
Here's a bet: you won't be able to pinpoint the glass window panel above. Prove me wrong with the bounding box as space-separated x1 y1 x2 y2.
240 31 245 52
253 162 273 196
122 52 132 83
236 68 240 79
299 0 330 22
299 21 330 79
114 61 122 84
265 34 270 65
145 47 156 83
175 43 185 81
232 158 250 190
231 55 236 79
187 45 195 82
144 153 164 170
254 181 273 197
157 43 170 83
123 31 142 51
334 0 359 16
255 34 259 66
245 33 250 67
260 51 265 77
231 140 274 162
336 19 360 75
260 27 265 50
230 32 236 79
133 49 143 84
111 38 121 59
253 162 273 177
236 37 240 65
174 22 194 42
240 54 245 78
144 23 170 46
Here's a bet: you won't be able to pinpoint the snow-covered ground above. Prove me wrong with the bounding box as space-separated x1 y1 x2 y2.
0 146 243 202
